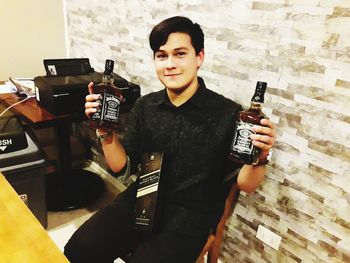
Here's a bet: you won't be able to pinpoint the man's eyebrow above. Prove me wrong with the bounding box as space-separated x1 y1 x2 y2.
156 47 190 52
174 47 189 51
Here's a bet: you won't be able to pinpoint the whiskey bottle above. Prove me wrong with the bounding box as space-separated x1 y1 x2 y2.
228 81 267 165
90 59 122 129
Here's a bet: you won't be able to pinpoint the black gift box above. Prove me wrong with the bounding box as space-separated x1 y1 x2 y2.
134 152 164 233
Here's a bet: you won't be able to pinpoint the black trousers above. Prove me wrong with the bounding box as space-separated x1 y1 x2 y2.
64 183 208 263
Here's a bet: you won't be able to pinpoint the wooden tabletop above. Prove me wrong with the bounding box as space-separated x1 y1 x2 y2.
0 82 71 129
0 173 69 263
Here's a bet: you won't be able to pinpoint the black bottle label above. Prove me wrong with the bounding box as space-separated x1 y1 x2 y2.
90 92 121 124
231 121 254 155
101 92 120 122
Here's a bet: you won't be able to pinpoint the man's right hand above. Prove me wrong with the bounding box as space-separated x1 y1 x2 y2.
84 82 127 172
85 82 101 119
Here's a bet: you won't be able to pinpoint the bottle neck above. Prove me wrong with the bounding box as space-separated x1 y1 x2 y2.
103 74 114 85
250 101 263 110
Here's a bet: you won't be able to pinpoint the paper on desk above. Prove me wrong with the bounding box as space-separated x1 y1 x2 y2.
0 78 35 95
0 83 17 94
9 78 35 92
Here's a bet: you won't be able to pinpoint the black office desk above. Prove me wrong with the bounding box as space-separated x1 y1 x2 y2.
0 90 105 211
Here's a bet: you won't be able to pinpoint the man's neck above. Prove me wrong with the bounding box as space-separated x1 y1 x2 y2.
166 78 199 107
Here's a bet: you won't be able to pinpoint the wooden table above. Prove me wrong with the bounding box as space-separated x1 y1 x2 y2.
0 172 69 263
0 91 70 129
0 87 104 211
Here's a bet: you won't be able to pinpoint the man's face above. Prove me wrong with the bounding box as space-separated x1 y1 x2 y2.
154 32 204 92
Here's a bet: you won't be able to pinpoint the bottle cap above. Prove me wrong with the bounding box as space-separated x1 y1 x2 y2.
252 81 267 103
104 59 114 74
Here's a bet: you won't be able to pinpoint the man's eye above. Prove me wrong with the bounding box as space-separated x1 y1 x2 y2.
176 52 186 57
156 54 167 59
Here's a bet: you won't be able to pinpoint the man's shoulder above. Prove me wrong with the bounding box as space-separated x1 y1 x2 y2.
134 89 164 107
204 86 241 111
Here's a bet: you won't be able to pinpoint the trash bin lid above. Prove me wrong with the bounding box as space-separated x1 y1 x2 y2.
0 132 45 172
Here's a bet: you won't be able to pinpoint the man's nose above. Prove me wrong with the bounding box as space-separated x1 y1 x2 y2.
166 56 176 68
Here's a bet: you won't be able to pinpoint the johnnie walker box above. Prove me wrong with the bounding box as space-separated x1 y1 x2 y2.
133 152 164 232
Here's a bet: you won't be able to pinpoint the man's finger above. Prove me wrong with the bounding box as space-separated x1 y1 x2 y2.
85 101 100 108
260 118 273 128
88 82 94 94
251 139 272 151
251 134 274 145
252 125 274 136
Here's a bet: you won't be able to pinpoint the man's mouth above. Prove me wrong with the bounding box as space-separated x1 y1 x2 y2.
165 73 181 77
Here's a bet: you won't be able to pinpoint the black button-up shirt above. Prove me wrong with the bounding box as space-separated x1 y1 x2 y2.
122 77 242 236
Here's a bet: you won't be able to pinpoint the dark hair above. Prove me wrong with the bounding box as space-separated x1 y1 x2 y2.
149 16 204 55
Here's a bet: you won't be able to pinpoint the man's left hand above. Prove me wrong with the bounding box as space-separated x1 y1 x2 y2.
250 118 276 159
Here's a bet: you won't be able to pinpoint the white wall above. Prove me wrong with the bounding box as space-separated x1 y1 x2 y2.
65 1 350 262
0 0 67 80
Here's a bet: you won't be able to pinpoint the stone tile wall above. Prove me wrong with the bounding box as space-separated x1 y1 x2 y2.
65 1 350 262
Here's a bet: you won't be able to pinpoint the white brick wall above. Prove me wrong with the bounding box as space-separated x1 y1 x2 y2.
65 1 350 262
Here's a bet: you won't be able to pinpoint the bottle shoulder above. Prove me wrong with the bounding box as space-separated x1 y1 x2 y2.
94 83 122 96
237 108 265 124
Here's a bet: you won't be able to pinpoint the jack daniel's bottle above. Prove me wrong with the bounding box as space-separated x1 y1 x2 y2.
90 59 122 129
229 81 267 165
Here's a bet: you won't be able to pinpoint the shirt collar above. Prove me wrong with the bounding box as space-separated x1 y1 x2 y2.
151 77 207 109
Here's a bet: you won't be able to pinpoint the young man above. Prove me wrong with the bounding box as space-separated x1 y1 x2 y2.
64 16 276 263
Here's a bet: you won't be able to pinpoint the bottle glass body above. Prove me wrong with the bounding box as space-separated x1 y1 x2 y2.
89 74 122 129
228 104 265 165
228 81 267 165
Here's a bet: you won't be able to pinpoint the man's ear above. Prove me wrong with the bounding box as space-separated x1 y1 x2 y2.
197 49 205 68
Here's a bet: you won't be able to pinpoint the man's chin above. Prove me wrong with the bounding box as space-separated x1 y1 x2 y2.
165 85 187 93
161 79 185 90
